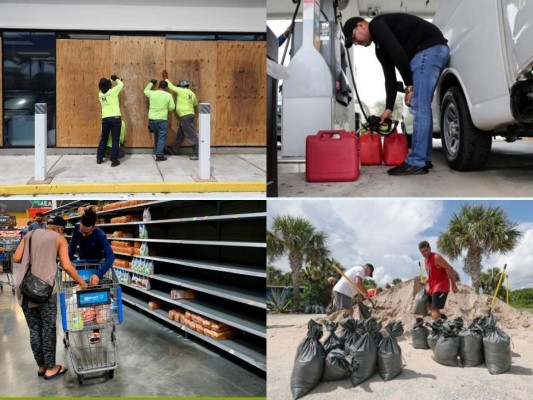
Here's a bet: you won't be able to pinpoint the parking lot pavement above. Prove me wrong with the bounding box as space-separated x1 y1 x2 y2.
277 139 533 197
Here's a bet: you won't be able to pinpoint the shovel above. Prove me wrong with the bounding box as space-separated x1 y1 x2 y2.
330 263 375 312
488 264 507 316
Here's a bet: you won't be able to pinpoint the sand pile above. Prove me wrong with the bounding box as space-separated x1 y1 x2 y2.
326 278 532 329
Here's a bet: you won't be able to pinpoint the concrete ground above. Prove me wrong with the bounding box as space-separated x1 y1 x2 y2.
0 281 265 397
276 139 533 197
0 152 265 196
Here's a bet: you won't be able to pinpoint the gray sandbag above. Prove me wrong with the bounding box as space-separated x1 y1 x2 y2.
432 323 460 366
459 317 484 367
305 305 312 314
321 349 355 381
426 318 445 351
377 321 404 381
338 316 358 349
320 306 326 313
483 316 511 374
349 318 382 387
342 318 361 353
412 288 429 316
290 320 326 399
374 331 384 347
322 320 343 353
357 298 372 319
411 318 430 349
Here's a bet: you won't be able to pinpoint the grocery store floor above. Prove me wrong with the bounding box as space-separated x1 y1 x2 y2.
0 151 265 196
0 285 265 397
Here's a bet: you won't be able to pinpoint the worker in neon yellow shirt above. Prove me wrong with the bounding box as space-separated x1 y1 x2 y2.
144 79 176 162
164 78 199 160
97 75 123 167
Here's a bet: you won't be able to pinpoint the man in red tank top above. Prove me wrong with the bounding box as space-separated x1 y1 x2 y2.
419 240 459 320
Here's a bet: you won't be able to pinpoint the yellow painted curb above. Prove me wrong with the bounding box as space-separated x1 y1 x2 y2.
0 181 266 195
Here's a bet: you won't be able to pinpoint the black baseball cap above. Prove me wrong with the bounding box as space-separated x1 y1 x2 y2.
365 263 374 277
50 215 66 227
342 16 365 48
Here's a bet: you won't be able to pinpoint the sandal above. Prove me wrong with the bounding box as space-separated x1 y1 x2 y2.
89 332 101 344
44 365 68 380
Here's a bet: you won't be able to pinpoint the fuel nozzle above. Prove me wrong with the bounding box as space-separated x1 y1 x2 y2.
365 115 399 136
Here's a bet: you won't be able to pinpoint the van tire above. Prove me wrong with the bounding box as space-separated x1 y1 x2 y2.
440 86 492 170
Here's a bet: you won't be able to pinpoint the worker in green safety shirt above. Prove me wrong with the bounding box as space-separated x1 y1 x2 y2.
144 79 176 162
97 75 123 167
163 73 199 161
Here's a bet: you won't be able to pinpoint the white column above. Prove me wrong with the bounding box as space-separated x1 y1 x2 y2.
34 103 48 181
198 103 211 180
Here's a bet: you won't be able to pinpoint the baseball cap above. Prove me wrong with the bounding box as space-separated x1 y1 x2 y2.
342 16 365 48
50 215 66 227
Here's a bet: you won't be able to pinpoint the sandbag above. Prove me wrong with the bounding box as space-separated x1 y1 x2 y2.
341 317 360 353
459 317 484 367
411 318 430 349
427 318 445 351
483 316 511 374
432 323 461 366
357 298 372 319
412 288 429 316
290 320 326 399
377 321 404 381
349 318 382 387
322 320 343 353
305 305 312 314
321 349 355 381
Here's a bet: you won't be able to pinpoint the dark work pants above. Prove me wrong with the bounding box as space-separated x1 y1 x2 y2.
171 114 198 155
97 116 121 162
21 295 57 369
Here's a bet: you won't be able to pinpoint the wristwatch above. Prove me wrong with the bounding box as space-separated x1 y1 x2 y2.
405 86 413 94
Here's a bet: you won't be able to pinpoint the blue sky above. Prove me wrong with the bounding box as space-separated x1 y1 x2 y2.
268 199 533 290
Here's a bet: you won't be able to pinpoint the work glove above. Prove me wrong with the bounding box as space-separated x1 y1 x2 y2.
162 69 169 80
150 79 157 85
110 74 119 81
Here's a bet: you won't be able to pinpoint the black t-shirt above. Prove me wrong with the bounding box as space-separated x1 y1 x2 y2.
369 13 448 109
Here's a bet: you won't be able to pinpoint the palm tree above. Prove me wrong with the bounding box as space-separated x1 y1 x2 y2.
437 204 522 294
480 267 504 297
267 215 330 310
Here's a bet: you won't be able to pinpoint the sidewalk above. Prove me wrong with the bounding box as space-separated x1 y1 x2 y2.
0 153 265 196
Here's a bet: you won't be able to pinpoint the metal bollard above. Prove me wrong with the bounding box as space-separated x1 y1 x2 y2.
34 103 48 181
199 103 211 179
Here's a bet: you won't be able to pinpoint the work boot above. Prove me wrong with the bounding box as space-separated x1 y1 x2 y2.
111 160 120 167
190 154 199 161
155 156 167 162
96 159 104 165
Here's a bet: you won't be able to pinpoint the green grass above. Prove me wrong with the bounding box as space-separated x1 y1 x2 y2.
513 306 533 314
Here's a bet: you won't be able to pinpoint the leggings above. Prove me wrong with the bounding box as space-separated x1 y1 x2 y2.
22 296 57 369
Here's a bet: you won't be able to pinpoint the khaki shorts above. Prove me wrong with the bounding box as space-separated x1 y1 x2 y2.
333 291 352 310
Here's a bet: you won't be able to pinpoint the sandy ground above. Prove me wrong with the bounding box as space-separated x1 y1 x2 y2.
267 282 533 400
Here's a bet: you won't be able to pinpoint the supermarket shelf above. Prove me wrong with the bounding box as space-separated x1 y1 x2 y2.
113 254 265 278
114 266 265 309
121 283 265 338
89 212 267 227
121 293 266 371
105 238 265 248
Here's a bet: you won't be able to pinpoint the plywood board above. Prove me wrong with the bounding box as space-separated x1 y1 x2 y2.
56 39 110 147
216 41 266 146
164 41 217 147
111 36 166 148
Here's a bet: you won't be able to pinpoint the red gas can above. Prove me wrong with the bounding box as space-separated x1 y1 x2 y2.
306 130 360 182
359 131 383 165
383 130 408 166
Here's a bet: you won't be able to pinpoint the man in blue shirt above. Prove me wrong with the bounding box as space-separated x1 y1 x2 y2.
28 212 47 231
68 206 114 286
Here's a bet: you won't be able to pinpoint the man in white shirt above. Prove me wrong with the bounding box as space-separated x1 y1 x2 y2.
329 264 374 316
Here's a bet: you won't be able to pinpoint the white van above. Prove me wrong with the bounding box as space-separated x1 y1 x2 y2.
432 0 533 170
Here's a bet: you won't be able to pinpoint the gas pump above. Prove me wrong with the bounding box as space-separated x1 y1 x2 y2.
281 0 354 157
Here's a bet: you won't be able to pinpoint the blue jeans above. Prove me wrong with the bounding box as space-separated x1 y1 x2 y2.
148 119 168 157
406 44 450 167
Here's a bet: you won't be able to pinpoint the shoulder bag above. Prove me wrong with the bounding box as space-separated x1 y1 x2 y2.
20 233 55 304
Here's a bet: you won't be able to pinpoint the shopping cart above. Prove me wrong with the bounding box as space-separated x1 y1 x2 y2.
0 249 15 294
58 261 124 384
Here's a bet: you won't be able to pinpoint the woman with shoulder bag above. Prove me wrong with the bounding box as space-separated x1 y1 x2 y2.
13 216 88 380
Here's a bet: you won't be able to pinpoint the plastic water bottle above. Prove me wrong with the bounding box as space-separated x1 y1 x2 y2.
69 294 84 330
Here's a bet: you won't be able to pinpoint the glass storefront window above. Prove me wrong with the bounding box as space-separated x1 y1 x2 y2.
3 32 56 147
